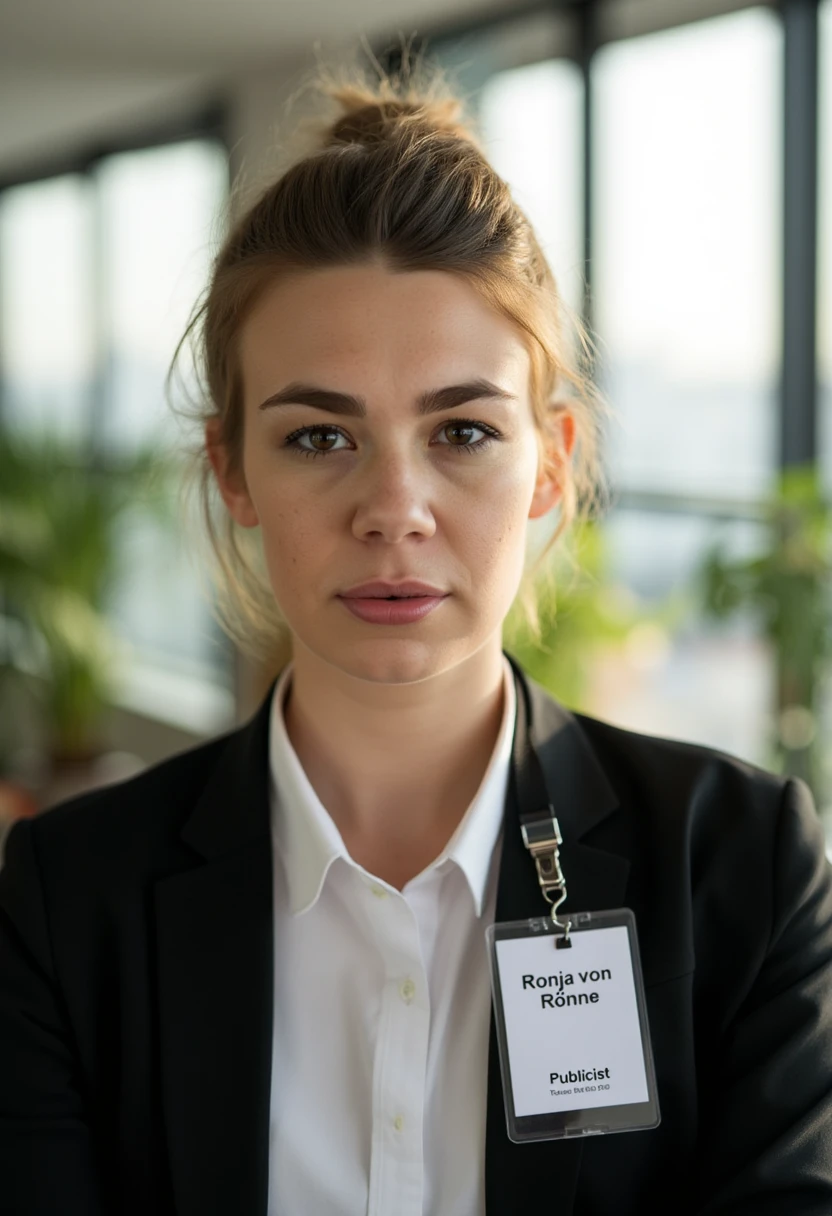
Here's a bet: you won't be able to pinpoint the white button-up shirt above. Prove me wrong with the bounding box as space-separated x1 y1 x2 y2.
266 656 516 1216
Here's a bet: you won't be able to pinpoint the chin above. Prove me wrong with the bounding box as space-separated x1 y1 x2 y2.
322 634 474 686
344 639 446 685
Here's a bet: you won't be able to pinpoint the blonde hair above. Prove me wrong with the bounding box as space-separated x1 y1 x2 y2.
170 42 608 673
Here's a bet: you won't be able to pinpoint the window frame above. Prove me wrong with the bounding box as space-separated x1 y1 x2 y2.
378 0 815 525
0 100 235 733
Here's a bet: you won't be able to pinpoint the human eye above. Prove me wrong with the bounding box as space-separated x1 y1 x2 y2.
282 424 353 459
433 418 502 455
281 417 502 459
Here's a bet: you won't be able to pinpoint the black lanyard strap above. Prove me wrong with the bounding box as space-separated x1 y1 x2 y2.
509 655 572 945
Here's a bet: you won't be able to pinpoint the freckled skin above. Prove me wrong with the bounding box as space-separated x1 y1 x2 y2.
206 263 573 878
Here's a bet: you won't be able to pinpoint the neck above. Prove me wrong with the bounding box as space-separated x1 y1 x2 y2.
282 642 507 889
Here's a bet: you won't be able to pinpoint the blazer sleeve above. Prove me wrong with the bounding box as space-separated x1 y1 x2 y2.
0 816 104 1216
694 776 832 1215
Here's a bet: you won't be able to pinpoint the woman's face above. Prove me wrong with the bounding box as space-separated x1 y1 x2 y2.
208 262 570 685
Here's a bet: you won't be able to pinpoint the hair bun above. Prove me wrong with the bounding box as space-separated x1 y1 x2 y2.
323 84 477 150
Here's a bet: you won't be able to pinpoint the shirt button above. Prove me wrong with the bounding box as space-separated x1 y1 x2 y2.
399 978 416 1005
369 885 388 899
393 1114 404 1132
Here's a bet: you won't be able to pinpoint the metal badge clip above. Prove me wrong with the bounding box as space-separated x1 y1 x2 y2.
521 813 572 947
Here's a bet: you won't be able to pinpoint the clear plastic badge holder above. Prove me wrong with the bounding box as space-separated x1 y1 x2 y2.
486 908 661 1143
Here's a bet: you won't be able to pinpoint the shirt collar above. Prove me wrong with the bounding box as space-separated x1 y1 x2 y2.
269 654 516 917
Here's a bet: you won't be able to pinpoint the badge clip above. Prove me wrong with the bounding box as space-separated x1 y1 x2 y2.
520 813 572 948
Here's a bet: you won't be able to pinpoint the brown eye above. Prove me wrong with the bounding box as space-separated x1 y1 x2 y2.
435 418 501 455
444 423 477 446
284 425 351 458
283 418 501 461
306 428 340 451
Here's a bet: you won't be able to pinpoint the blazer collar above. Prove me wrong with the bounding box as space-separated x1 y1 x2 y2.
520 655 620 837
177 653 622 862
177 683 275 861
156 655 628 1216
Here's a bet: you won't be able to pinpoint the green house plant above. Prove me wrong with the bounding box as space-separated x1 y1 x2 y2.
502 518 672 711
698 464 832 799
0 427 177 783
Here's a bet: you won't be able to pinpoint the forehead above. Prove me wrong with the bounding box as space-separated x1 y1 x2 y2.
237 263 531 388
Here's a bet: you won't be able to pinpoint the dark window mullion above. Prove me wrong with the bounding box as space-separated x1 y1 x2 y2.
781 0 820 469
579 0 598 356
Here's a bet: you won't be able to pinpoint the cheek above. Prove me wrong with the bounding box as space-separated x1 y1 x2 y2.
257 493 317 564
259 507 331 616
241 450 323 589
452 458 535 579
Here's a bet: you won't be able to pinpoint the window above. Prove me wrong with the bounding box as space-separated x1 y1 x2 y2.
597 510 773 765
96 141 227 453
0 137 232 731
577 8 783 767
592 7 782 500
478 58 584 324
0 175 94 443
94 140 232 720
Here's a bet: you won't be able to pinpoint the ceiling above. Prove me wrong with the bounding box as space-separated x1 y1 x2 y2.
0 0 767 179
0 0 511 73
0 0 510 177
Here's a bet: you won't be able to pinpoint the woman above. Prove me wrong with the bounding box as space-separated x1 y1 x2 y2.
1 58 831 1216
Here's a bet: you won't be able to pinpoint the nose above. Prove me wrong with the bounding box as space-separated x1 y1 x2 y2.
350 448 437 543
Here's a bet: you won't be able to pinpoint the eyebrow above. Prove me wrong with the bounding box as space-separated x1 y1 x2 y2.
257 377 518 417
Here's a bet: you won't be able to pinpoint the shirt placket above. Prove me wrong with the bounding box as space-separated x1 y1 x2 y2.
363 879 430 1216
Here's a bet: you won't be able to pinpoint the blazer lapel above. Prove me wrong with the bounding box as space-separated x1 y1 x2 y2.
155 685 277 1216
485 660 630 1216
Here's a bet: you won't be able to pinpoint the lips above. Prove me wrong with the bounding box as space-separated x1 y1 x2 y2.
338 591 448 625
340 580 447 599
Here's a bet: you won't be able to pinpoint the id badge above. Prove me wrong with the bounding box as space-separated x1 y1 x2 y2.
486 907 660 1143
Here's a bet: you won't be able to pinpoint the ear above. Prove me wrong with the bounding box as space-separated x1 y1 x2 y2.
529 410 576 520
205 419 259 528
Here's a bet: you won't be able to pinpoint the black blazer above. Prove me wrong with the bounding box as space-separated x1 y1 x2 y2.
2 660 832 1216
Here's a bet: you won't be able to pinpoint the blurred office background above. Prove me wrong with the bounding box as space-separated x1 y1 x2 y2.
0 0 830 843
